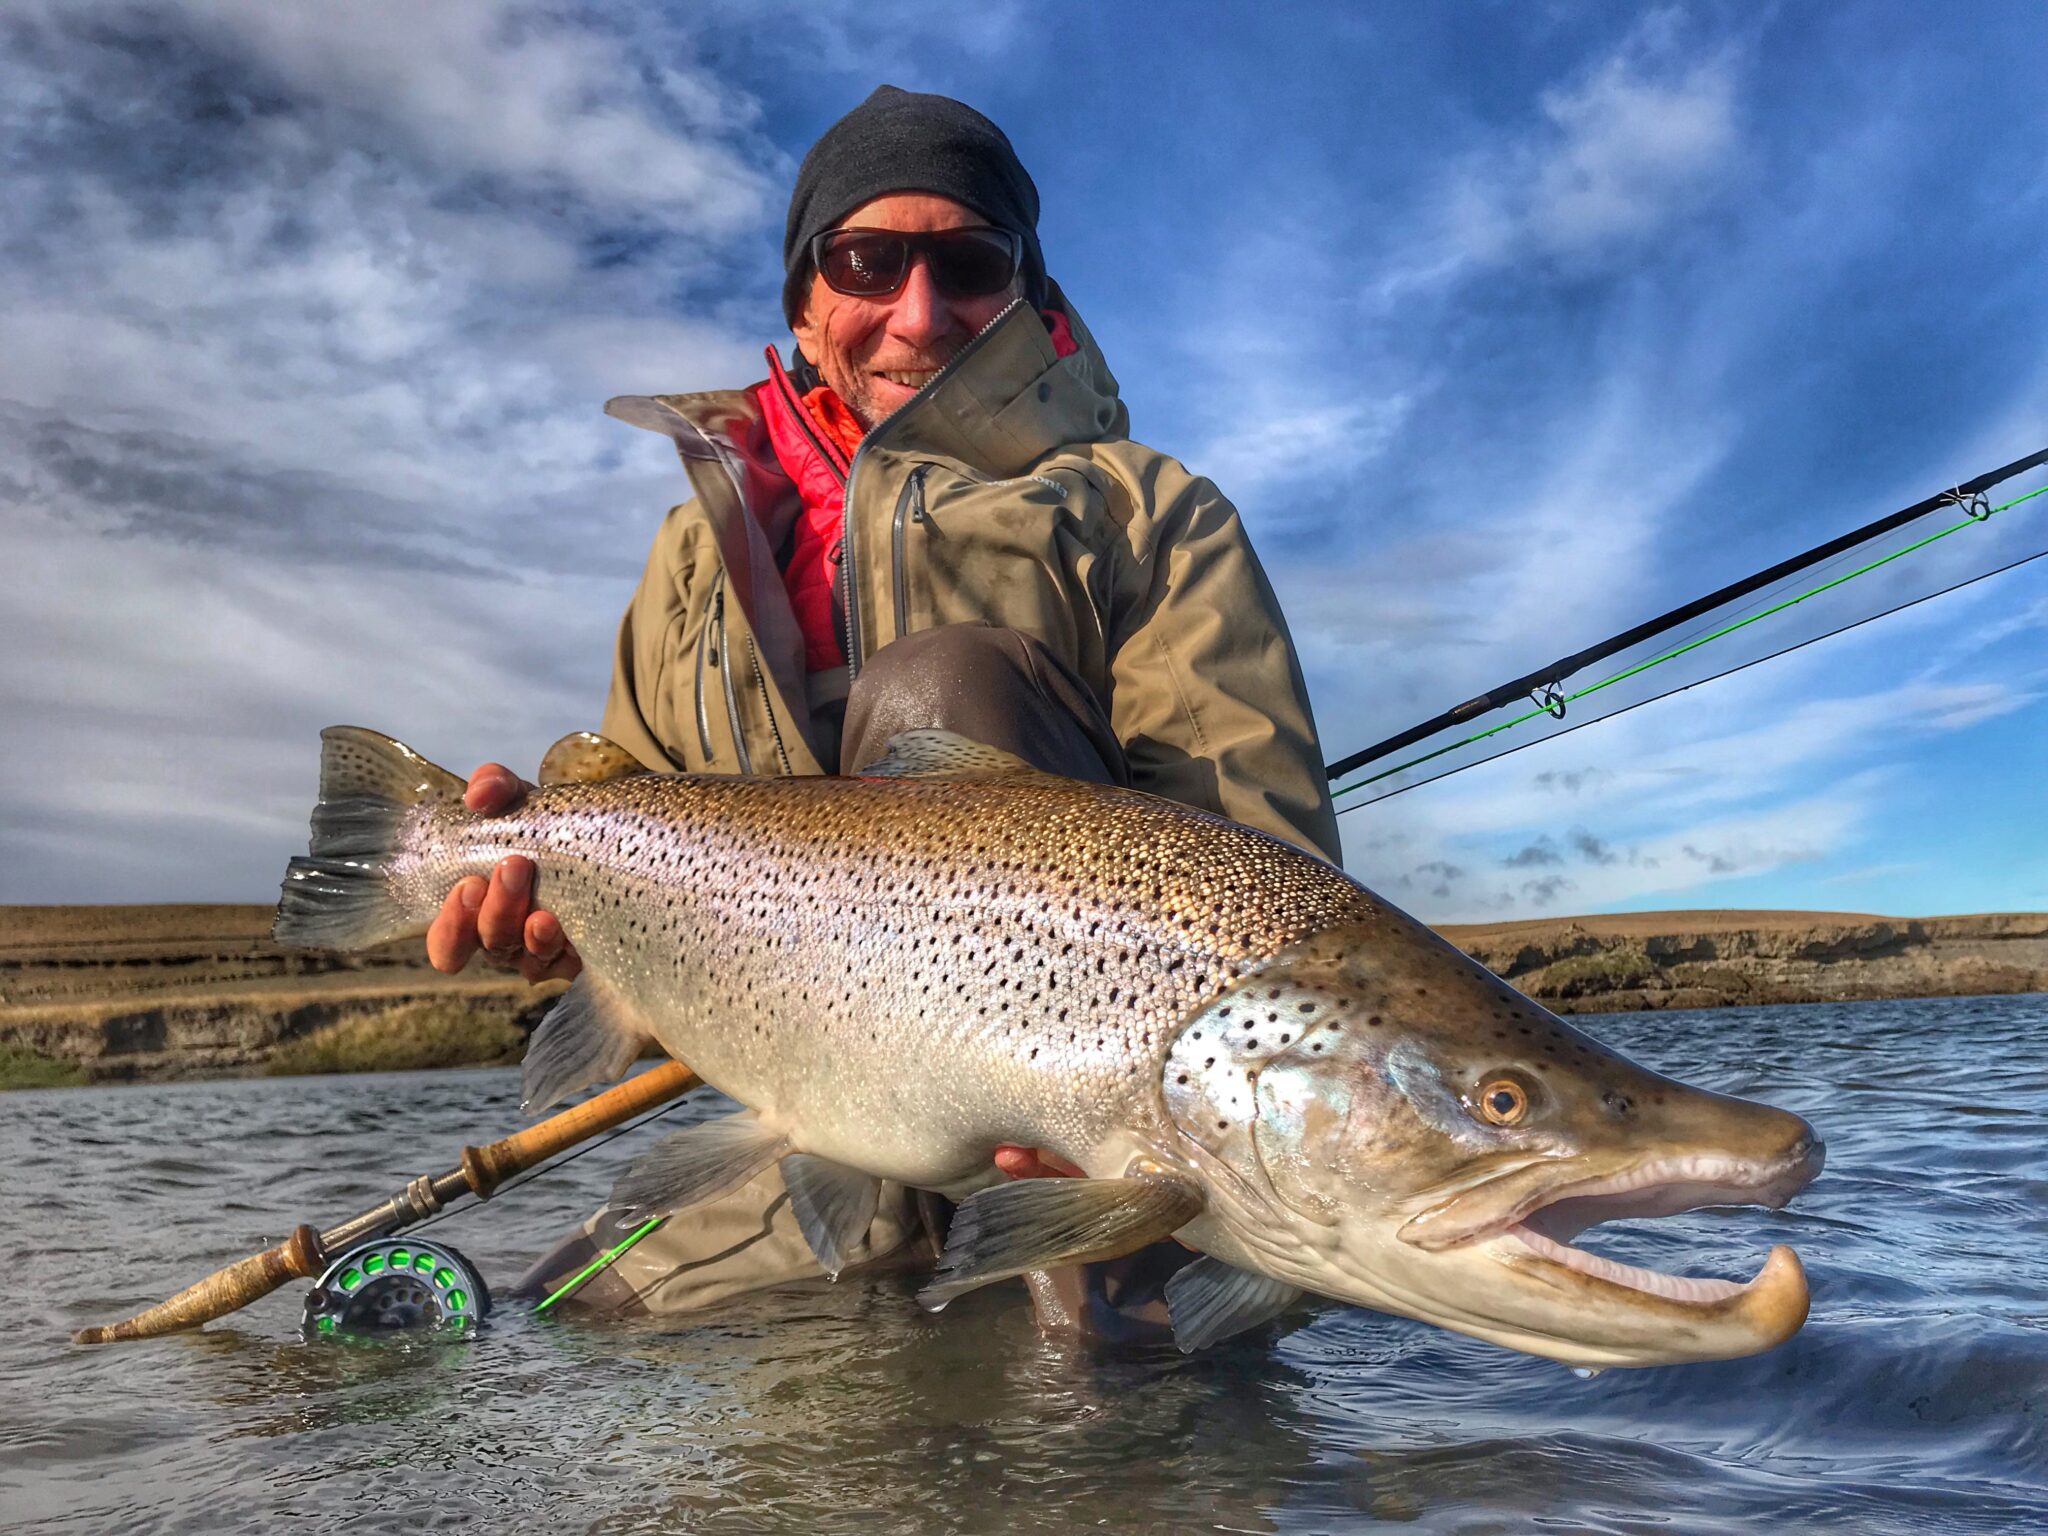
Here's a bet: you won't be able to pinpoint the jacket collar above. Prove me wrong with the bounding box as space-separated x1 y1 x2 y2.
607 286 1126 485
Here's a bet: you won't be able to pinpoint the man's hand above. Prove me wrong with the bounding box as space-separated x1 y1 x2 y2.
993 1146 1084 1179
423 762 583 983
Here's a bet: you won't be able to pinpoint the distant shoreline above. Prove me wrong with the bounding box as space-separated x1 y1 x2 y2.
3 903 2044 1087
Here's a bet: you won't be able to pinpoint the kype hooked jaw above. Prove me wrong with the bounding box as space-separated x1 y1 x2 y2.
1395 1136 1823 1367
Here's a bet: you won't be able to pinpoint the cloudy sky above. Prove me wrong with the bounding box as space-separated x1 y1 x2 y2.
4 1 2044 921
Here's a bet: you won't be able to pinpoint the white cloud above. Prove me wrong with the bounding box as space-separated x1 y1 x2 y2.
1189 396 1413 516
0 4 786 900
1335 649 2034 921
1521 41 1740 256
1371 15 1744 302
26 0 777 226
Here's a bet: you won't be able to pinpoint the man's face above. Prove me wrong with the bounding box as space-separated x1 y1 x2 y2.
790 192 1024 429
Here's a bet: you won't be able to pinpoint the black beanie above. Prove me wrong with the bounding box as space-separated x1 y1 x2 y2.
782 85 1046 325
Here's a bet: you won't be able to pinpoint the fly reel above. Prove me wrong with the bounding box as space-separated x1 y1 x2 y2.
302 1237 491 1338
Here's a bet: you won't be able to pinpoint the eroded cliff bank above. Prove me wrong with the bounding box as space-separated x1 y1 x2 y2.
3 904 2043 1086
1440 909 2048 1014
0 905 560 1086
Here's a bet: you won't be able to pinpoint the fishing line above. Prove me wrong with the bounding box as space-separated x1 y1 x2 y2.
1332 540 2048 814
1331 480 2048 806
533 1215 665 1314
1326 447 2048 784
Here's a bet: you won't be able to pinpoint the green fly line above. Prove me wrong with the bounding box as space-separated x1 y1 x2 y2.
1333 480 2048 803
534 1215 665 1314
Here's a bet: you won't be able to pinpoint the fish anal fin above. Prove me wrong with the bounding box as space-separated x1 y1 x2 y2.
520 972 655 1112
1163 1255 1302 1352
611 1113 787 1219
917 1173 1204 1309
853 729 1039 782
538 732 649 787
780 1154 884 1279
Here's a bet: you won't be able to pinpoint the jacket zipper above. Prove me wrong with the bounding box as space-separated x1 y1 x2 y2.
715 579 752 774
839 297 1028 685
694 581 719 761
890 464 930 642
747 636 794 775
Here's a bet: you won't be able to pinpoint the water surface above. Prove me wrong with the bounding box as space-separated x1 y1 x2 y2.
7 994 2045 1533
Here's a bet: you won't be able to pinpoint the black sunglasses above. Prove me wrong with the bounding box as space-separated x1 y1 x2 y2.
809 226 1023 300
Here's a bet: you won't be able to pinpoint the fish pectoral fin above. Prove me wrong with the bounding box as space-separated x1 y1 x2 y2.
916 1173 1205 1310
780 1154 884 1279
1163 1256 1303 1353
537 732 648 787
520 973 656 1112
612 1112 788 1219
852 729 1040 781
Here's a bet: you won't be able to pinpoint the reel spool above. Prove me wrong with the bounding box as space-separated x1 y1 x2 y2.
302 1237 491 1338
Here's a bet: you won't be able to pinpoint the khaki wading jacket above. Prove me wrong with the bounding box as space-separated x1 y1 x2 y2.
599 293 1341 864
536 294 1340 1316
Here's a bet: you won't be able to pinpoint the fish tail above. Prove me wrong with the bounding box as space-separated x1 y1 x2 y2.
273 726 467 951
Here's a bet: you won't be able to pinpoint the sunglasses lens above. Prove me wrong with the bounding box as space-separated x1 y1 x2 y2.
817 233 909 295
926 231 1019 297
815 229 1021 298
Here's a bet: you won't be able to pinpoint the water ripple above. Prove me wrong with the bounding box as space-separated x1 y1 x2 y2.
6 996 2048 1532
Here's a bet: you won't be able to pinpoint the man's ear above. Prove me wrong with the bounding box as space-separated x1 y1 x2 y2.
788 281 822 358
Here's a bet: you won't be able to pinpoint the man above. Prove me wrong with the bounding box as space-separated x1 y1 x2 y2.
426 87 1341 1329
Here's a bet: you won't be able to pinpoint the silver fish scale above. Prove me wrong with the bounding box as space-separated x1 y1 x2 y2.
389 770 1378 1188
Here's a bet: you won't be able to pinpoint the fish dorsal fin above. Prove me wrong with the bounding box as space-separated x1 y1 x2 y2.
319 726 465 805
853 729 1038 782
538 732 648 787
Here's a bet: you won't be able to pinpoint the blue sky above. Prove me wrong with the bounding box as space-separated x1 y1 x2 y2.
3 1 2043 920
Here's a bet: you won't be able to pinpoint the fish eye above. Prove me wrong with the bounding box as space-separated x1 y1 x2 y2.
1474 1078 1529 1127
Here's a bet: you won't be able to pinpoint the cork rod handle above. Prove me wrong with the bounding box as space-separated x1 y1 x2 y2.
73 1225 326 1345
461 1059 700 1195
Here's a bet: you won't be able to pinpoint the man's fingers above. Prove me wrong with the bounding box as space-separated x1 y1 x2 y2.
475 857 534 956
994 1146 1082 1179
517 911 583 982
464 762 528 816
425 878 487 973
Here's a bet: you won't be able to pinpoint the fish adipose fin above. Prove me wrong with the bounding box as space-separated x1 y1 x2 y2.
520 973 657 1112
273 726 465 952
917 1173 1204 1310
1164 1256 1302 1353
612 1113 788 1219
853 729 1039 781
538 732 648 787
780 1154 884 1279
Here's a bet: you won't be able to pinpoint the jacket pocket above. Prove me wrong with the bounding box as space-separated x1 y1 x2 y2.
905 466 1115 689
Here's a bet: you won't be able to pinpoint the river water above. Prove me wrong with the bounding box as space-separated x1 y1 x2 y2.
6 993 2045 1534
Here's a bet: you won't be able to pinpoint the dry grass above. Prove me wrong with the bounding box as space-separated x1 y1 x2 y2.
263 999 528 1077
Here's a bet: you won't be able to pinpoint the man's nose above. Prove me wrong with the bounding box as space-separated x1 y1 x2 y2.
885 256 949 345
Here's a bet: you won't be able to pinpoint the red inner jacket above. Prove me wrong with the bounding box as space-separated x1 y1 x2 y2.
753 309 1079 672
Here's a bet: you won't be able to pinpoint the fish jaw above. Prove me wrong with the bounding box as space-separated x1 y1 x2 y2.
1367 1129 1823 1366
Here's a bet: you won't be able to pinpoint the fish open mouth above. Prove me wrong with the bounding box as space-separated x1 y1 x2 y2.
1491 1139 1823 1307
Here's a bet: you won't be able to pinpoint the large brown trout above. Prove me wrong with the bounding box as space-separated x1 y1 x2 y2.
276 725 1822 1367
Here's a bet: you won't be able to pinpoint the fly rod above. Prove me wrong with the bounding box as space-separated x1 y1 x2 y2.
1326 443 2048 789
73 1057 700 1345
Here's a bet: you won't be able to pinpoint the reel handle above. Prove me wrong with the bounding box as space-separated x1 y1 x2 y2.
73 1225 326 1345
